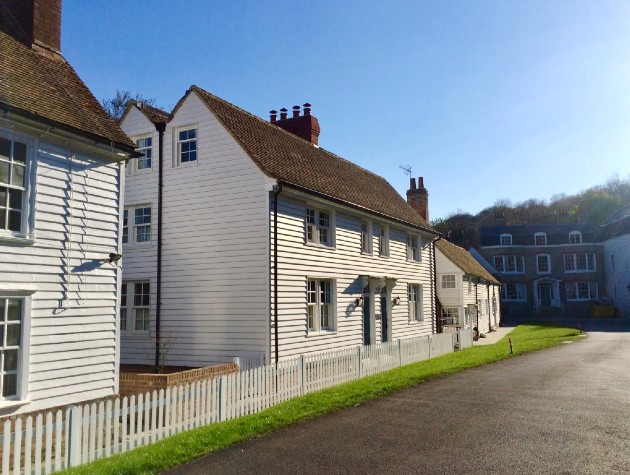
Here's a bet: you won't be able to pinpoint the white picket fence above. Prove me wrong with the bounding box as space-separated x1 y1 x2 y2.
0 331 469 474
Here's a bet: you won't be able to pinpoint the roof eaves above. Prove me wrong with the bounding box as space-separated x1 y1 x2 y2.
281 180 440 235
3 104 140 157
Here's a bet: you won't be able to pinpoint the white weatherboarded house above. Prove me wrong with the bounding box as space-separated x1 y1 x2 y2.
119 86 441 367
435 239 501 335
0 0 136 414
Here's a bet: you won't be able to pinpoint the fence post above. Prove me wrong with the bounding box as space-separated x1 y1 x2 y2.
67 405 83 467
218 375 227 422
300 355 307 395
398 339 402 366
428 335 432 359
357 346 363 379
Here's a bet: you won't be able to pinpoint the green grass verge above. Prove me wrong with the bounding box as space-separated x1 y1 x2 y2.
61 324 583 475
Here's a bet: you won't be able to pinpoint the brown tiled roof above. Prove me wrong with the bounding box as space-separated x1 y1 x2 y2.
436 239 499 284
0 22 135 152
125 102 170 125
187 86 436 232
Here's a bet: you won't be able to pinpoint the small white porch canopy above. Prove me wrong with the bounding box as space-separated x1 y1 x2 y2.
532 277 562 308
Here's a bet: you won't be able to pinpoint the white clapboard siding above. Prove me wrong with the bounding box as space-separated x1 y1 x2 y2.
0 134 122 415
119 92 270 367
435 248 464 308
0 331 462 475
271 194 436 361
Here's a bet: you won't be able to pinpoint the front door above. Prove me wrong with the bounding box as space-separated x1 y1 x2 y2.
363 293 371 346
538 283 552 306
381 289 389 343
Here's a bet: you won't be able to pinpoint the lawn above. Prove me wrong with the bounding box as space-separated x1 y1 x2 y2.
61 324 583 475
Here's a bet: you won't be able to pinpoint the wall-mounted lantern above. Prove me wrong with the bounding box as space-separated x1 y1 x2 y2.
392 296 401 306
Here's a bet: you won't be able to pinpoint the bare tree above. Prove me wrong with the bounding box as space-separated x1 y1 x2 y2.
101 90 158 121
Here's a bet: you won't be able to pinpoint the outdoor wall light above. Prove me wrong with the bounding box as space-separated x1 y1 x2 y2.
354 297 364 307
104 253 123 264
392 296 401 306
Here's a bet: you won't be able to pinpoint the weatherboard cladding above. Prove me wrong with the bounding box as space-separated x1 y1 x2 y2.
186 86 436 232
0 18 134 150
435 239 498 284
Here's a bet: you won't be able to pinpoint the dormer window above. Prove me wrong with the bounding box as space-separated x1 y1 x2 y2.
500 234 512 246
534 232 547 246
569 231 582 244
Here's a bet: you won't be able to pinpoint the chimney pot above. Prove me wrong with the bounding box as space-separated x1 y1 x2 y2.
303 103 311 116
292 105 300 118
269 110 277 123
279 108 288 120
418 176 424 188
409 178 416 190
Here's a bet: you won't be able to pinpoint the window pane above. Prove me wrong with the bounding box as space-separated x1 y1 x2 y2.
4 349 18 370
13 142 26 163
8 189 22 209
0 161 8 185
8 210 21 232
7 300 21 321
0 327 4 346
6 324 20 346
0 138 10 159
0 187 6 207
2 373 17 398
12 164 24 188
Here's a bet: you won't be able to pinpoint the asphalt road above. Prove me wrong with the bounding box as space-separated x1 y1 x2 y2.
165 331 630 475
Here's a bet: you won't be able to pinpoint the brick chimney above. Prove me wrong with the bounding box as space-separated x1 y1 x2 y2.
407 176 429 222
0 0 62 52
270 103 320 146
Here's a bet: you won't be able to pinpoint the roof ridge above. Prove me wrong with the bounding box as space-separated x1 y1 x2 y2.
190 86 401 189
183 85 435 232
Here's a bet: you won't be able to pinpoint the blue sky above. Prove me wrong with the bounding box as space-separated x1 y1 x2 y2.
62 1 630 221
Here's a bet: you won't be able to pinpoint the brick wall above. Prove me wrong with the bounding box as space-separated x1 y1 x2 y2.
119 364 238 398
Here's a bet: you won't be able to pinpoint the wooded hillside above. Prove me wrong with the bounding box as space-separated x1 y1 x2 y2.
432 175 630 249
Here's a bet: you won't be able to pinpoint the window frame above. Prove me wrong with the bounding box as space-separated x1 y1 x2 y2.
564 253 596 272
120 280 151 334
407 283 423 322
534 232 547 246
536 254 551 274
499 233 512 246
441 274 456 289
407 235 421 262
565 282 598 301
494 255 525 274
0 292 32 405
123 205 152 246
569 231 582 244
377 224 389 257
176 127 198 165
305 206 334 248
134 135 153 172
360 221 372 254
501 283 527 301
306 278 336 334
0 131 35 243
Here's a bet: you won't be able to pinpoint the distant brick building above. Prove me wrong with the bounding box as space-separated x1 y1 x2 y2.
478 224 605 322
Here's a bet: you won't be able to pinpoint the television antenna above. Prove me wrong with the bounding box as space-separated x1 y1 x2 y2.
399 165 412 178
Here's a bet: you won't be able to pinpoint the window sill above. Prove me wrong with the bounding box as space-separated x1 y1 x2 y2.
176 160 198 168
0 399 30 414
564 270 595 273
305 242 336 251
378 254 390 259
306 330 337 337
0 232 35 246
